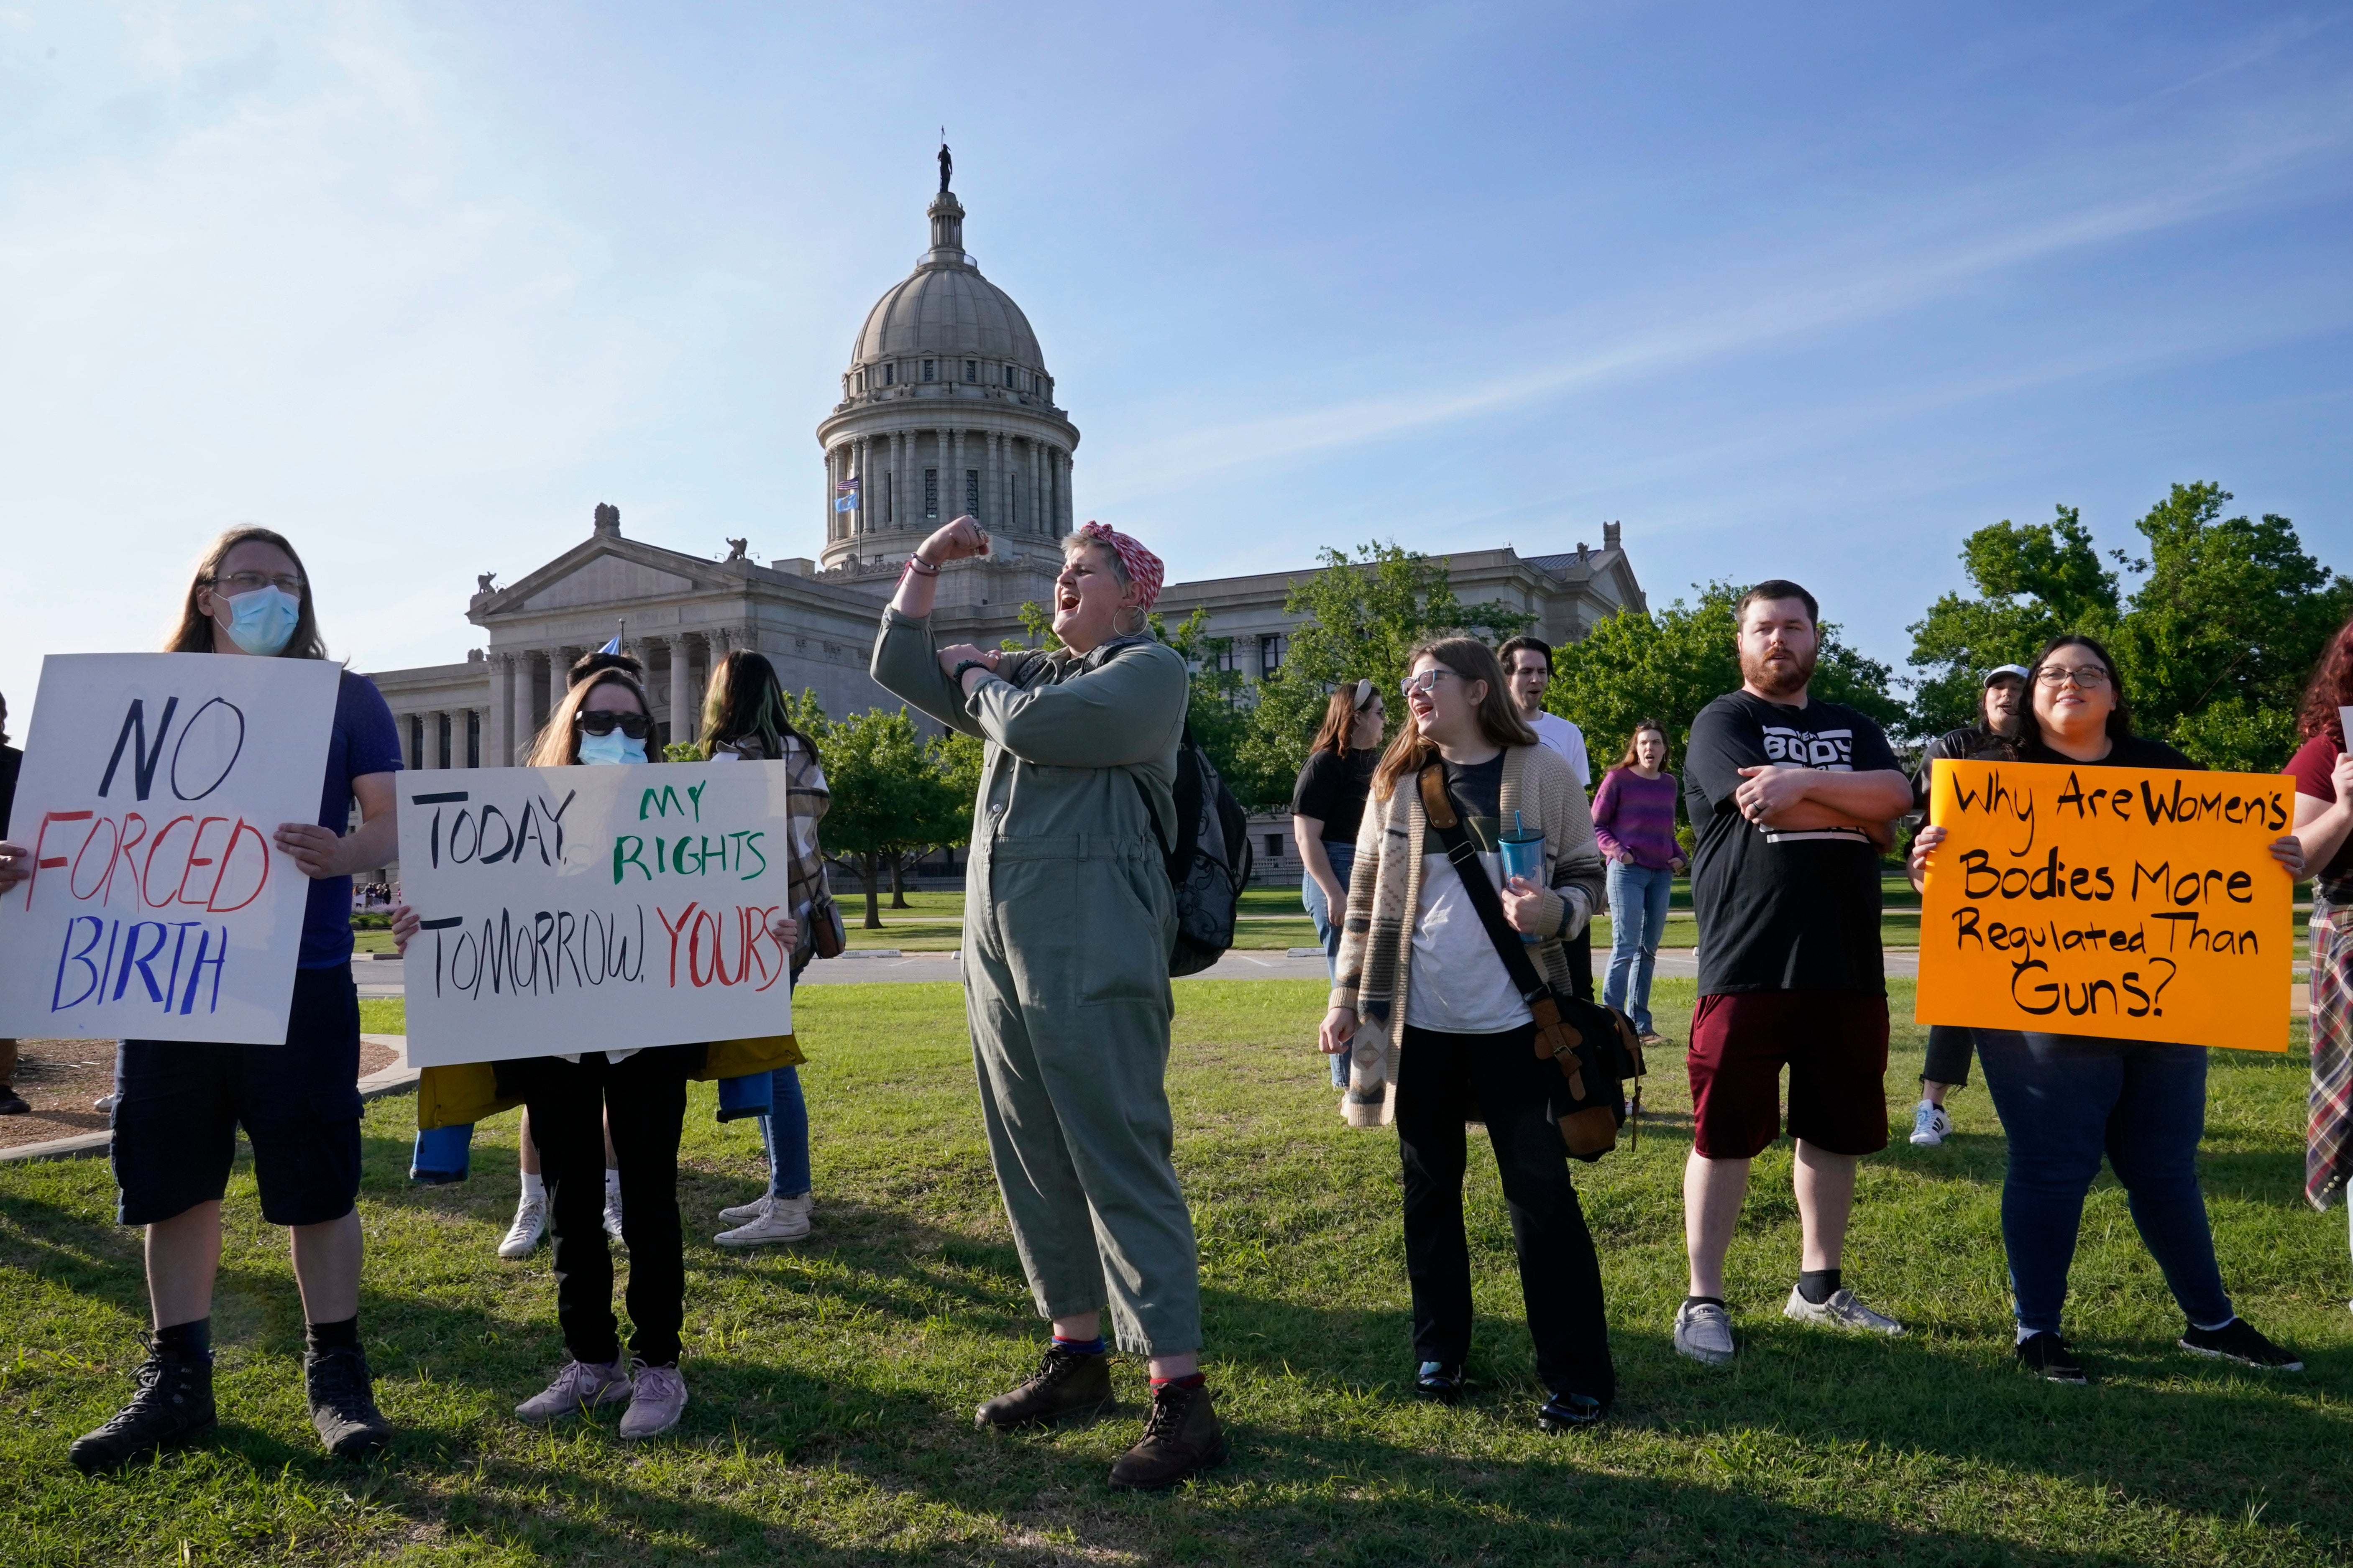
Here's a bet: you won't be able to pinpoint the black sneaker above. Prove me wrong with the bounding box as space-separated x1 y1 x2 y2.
2180 1318 2303 1371
2016 1331 2088 1384
1412 1361 1466 1405
305 1345 394 1458
1107 1381 1228 1491
68 1351 217 1472
1537 1391 1606 1432
974 1347 1115 1431
0 1084 27 1115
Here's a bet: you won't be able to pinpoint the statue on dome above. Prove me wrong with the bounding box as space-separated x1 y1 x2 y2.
938 140 952 194
476 572 496 594
725 537 749 562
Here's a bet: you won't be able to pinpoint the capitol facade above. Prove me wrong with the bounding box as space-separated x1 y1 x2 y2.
362 164 1650 786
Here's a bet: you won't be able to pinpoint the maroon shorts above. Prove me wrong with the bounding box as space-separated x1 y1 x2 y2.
1686 990 1890 1159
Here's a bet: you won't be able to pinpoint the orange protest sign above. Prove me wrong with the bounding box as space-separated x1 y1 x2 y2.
1916 758 2294 1052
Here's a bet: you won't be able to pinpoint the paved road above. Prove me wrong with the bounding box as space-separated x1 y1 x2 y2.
353 947 1933 996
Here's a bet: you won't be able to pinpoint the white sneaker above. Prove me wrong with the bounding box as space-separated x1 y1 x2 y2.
603 1183 625 1245
498 1197 548 1260
1783 1286 1905 1336
714 1193 811 1247
94 1093 120 1113
1909 1100 1951 1147
716 1193 772 1224
514 1356 632 1422
618 1362 687 1439
1673 1299 1736 1366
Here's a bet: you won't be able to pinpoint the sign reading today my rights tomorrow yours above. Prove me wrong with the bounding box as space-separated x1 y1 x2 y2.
0 653 343 1046
1917 758 2295 1052
396 761 797 1067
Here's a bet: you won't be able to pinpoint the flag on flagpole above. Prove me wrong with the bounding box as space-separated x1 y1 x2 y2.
835 473 859 513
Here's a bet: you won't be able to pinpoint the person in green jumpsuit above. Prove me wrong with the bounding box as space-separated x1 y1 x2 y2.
872 513 1227 1491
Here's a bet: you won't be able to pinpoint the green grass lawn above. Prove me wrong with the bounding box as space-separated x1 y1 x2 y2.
4 979 2348 1565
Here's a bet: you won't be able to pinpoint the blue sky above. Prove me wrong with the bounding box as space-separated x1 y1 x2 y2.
3 2 2350 728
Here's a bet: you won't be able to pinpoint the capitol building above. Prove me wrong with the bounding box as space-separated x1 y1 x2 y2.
363 163 1649 778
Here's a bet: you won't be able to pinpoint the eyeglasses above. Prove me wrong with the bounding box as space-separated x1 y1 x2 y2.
575 710 653 738
2035 665 2111 689
212 570 305 597
1400 669 1458 697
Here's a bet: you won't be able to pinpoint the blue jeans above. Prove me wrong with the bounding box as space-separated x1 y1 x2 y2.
1601 861 1672 1036
1976 1031 2233 1336
1303 840 1356 1088
757 1065 811 1198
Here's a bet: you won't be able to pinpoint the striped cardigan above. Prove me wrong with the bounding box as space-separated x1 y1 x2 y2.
1330 742 1606 1128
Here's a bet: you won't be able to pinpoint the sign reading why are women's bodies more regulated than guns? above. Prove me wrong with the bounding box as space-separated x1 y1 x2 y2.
396 761 796 1067
1918 758 2294 1052
0 654 343 1045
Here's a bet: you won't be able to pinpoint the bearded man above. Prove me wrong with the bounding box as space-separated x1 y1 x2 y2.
1669 581 1915 1368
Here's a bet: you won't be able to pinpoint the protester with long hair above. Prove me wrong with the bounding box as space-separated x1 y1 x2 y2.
22 527 404 1470
2284 614 2353 1299
1292 678 1386 1086
873 514 1225 1491
1590 719 1684 1046
1905 664 2031 1147
699 650 833 1248
1911 633 2306 1382
1318 637 1614 1430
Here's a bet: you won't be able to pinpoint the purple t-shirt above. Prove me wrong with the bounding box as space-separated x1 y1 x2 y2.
299 670 403 969
1592 767 1681 870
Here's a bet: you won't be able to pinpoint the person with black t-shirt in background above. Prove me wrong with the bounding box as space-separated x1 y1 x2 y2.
1293 679 1386 1087
1904 664 2030 1147
1673 581 1914 1367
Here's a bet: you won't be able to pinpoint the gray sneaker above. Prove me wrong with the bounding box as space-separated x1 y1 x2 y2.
1673 1299 1736 1365
1783 1286 1905 1336
515 1357 632 1423
618 1363 687 1439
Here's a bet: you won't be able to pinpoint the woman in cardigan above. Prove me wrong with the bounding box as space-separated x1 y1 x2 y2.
1318 636 1614 1430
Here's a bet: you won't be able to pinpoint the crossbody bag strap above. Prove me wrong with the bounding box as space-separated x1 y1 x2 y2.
1416 764 1551 1004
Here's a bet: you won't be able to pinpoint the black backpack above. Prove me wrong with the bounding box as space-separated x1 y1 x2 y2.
1136 721 1253 977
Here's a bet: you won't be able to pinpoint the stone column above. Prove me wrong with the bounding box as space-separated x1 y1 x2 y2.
1059 449 1074 532
987 432 1004 528
890 430 906 530
935 428 951 521
668 635 694 748
1028 440 1043 533
858 436 873 536
486 656 509 768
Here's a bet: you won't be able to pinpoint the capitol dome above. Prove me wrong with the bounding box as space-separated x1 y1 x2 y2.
816 166 1079 594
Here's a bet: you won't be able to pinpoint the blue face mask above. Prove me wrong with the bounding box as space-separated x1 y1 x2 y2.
577 730 649 766
219 585 301 656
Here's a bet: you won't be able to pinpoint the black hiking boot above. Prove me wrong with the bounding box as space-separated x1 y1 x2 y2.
68 1350 217 1473
306 1345 394 1459
975 1346 1115 1430
1107 1381 1228 1491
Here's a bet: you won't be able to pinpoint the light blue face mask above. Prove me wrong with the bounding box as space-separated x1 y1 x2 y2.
218 585 301 656
577 730 649 766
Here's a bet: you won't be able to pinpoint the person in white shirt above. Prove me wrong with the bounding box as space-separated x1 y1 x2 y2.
1500 638 1593 999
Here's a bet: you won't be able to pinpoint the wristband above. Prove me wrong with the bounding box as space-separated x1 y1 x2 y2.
905 553 941 575
951 659 991 687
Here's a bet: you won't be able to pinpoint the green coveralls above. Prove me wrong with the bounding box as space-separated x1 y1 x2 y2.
871 607 1202 1355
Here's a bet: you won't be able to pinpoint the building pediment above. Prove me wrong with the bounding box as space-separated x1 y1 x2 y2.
476 540 741 623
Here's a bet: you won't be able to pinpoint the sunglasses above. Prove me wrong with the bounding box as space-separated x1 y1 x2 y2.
575 710 653 739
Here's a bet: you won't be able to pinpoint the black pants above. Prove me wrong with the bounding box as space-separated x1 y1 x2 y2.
1566 926 1594 1001
1394 1022 1615 1405
1923 1025 1975 1088
500 1046 699 1367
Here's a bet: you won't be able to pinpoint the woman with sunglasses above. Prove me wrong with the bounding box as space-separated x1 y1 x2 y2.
1292 679 1386 1087
1908 634 2306 1383
41 527 402 1471
1318 638 1614 1431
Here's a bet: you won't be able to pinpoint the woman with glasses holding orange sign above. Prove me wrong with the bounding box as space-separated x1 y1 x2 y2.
1908 633 2305 1384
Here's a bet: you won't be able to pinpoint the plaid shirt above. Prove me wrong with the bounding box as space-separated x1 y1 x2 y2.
2309 897 2353 1211
721 731 831 970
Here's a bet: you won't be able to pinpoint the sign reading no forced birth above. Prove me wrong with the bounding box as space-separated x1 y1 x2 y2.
1917 758 2294 1052
396 761 796 1067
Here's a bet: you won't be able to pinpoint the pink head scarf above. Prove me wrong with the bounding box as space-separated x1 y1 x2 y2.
1074 521 1164 612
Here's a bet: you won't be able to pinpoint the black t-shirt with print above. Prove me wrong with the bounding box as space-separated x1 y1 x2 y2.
1293 746 1381 844
1440 751 1506 849
1685 691 1903 996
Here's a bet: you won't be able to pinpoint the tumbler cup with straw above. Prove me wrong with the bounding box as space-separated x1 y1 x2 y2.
1497 810 1545 944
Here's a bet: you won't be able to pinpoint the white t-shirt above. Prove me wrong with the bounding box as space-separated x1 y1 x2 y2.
1406 844 1532 1034
1530 712 1590 788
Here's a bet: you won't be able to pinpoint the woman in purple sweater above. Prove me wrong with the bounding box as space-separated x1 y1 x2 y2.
1591 720 1685 1044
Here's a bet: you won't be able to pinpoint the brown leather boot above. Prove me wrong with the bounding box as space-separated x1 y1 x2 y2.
974 1347 1115 1430
1108 1380 1228 1491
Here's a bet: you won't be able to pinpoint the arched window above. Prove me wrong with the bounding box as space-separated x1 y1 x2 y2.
923 359 935 382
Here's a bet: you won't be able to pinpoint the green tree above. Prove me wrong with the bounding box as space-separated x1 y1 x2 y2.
1232 542 1533 806
1549 580 1903 774
803 703 966 928
1905 484 2349 771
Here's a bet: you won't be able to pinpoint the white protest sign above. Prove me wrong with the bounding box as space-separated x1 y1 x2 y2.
0 653 341 1045
395 761 797 1067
